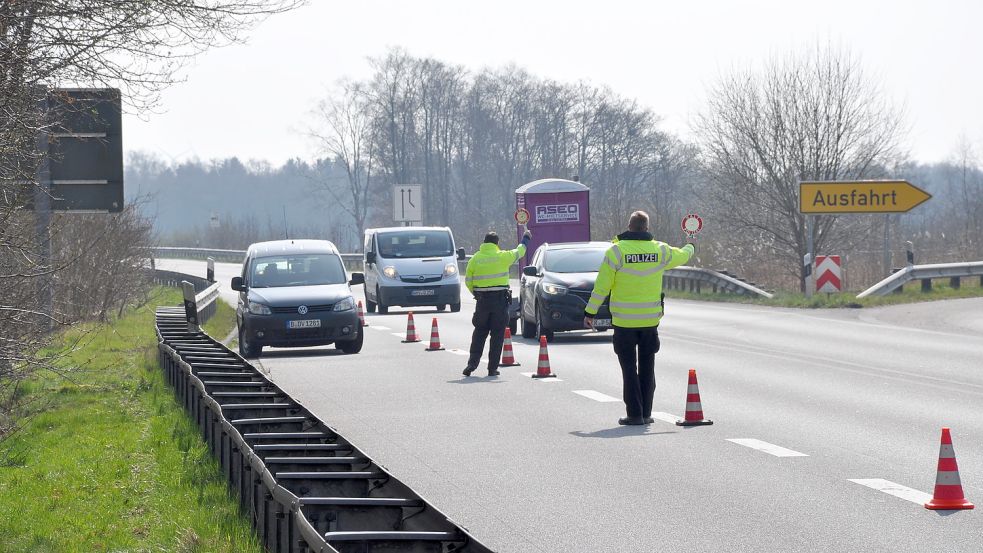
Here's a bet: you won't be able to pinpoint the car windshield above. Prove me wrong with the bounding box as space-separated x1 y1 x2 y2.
377 230 453 258
250 254 346 287
544 248 608 273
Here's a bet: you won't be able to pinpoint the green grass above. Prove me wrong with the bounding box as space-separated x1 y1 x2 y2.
202 297 237 343
0 287 263 553
667 279 983 308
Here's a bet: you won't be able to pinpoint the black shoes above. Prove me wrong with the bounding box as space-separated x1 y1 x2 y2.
618 417 646 426
644 417 655 424
462 367 475 377
487 369 500 376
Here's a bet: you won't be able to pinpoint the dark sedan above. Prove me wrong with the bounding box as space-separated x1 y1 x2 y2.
518 241 614 341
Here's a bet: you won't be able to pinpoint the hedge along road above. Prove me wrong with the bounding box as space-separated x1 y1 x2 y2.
157 258 983 553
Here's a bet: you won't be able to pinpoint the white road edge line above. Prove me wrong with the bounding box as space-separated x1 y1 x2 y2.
390 333 407 338
726 438 809 457
848 479 933 505
370 325 391 331
573 390 620 402
649 412 679 424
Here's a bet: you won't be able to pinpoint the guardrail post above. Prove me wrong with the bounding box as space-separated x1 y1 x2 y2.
950 276 961 289
921 278 932 293
207 257 215 282
182 281 200 334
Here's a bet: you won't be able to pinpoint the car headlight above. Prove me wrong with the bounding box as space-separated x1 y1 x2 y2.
443 263 458 276
248 301 272 315
383 266 398 279
333 296 355 311
542 283 568 296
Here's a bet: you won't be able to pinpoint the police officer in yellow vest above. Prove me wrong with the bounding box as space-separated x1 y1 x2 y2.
584 211 694 425
463 229 531 376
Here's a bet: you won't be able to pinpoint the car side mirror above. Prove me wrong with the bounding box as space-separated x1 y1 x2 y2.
349 272 365 286
231 276 246 292
456 247 466 261
365 251 377 264
522 266 538 277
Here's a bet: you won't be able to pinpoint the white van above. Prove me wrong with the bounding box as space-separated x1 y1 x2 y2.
363 226 465 313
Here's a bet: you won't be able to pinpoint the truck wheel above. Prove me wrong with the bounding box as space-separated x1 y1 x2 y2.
377 287 389 314
365 293 377 313
450 302 461 313
436 304 447 312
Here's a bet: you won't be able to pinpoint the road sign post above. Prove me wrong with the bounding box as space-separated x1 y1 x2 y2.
393 184 422 225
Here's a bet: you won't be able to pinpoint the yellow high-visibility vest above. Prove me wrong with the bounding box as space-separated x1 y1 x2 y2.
586 235 694 328
465 242 526 293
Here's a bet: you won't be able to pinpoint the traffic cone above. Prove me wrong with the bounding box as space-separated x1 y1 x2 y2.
425 318 444 351
925 427 974 510
500 327 520 367
531 335 556 378
676 369 713 426
357 300 367 327
401 312 420 343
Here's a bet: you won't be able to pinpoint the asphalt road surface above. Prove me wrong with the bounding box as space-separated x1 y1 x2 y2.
159 259 983 552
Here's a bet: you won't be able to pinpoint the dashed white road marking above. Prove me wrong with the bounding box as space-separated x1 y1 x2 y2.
848 479 933 505
390 333 407 338
370 325 391 331
649 412 680 424
726 439 808 457
573 390 620 402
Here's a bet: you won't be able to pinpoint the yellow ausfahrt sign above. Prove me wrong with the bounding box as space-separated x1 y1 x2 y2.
799 180 931 214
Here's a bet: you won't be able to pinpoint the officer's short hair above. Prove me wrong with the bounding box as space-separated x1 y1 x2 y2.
483 232 499 244
628 211 649 232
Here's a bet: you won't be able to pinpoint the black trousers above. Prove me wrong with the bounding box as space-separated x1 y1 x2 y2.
467 290 510 371
613 326 661 418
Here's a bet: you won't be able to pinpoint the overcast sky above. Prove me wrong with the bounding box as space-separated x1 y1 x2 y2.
123 0 983 166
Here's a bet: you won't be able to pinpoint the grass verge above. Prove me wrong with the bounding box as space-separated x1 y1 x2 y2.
202 296 237 343
667 279 983 308
0 287 263 553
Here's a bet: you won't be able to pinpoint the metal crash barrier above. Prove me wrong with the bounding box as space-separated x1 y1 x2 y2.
155 297 493 553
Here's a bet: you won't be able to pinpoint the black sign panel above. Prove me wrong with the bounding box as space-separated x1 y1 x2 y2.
46 89 124 212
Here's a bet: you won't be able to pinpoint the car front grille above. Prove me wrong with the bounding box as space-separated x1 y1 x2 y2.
400 275 442 283
270 304 334 314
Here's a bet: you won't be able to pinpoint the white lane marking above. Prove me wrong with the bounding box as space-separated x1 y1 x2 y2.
649 412 679 424
391 333 408 338
848 479 933 505
370 325 391 331
573 390 620 402
726 439 809 457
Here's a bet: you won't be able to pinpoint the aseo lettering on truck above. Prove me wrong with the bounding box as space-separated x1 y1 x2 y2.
535 204 580 223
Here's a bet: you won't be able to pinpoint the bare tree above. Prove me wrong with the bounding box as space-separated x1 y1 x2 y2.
695 45 908 291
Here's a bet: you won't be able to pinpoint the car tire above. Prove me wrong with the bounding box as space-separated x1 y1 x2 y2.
377 287 389 314
520 301 536 339
535 306 554 343
436 304 447 312
450 302 461 313
365 289 377 313
337 328 363 354
238 327 262 358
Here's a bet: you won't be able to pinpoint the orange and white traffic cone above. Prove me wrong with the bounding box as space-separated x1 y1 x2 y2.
676 369 713 426
500 327 520 367
531 335 556 378
357 300 368 327
401 312 420 343
925 427 974 510
425 317 445 351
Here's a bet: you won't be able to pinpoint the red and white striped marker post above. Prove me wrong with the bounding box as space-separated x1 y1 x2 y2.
425 317 445 351
357 300 368 327
531 335 556 378
925 427 974 510
401 312 421 343
500 327 520 367
676 369 713 426
815 255 842 293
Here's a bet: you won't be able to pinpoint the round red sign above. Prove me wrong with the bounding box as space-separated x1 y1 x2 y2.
681 213 703 237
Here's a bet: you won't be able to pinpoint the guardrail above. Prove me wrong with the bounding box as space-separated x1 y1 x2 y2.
155 300 493 553
857 261 983 298
152 268 221 324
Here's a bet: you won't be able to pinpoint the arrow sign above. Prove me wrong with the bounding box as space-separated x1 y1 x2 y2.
799 180 931 214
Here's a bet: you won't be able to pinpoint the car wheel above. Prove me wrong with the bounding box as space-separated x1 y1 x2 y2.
365 289 377 313
535 306 554 343
436 304 447 312
238 327 262 358
337 328 363 354
450 302 461 313
377 287 389 314
520 301 536 338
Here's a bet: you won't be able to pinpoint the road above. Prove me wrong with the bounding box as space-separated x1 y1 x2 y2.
159 259 982 552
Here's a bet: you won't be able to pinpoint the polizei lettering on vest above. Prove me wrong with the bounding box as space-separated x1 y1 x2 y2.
624 253 660 263
812 189 898 208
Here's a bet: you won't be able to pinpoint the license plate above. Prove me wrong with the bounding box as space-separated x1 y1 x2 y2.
592 318 611 328
411 289 435 296
287 319 321 329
